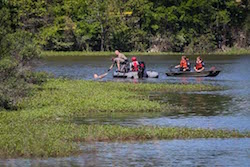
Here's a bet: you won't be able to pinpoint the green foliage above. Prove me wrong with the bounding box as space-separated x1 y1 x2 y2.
0 3 46 110
2 0 248 52
185 33 217 53
1 0 249 52
0 79 248 158
0 30 45 110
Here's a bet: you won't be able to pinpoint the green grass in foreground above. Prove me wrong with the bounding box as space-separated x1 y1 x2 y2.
0 79 248 158
42 48 250 57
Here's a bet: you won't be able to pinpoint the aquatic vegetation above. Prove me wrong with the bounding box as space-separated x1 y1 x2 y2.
0 112 249 158
0 79 248 158
19 79 220 115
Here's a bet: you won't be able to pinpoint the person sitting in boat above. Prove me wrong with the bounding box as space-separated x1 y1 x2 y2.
194 56 205 72
175 56 190 71
130 57 139 71
108 50 128 72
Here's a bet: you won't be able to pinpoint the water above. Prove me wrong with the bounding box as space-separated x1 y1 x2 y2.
4 54 248 166
37 54 250 132
37 55 236 81
1 139 249 167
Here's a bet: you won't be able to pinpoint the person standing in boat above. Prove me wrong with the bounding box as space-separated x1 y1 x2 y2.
194 56 205 72
108 50 128 72
175 56 190 71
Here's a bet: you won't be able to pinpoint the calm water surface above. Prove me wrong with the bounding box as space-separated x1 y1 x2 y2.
3 54 247 166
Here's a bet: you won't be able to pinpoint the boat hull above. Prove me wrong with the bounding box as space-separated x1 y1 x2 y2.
166 70 220 77
113 71 159 79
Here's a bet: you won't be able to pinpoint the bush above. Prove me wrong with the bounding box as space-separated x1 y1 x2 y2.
0 78 30 110
184 33 217 53
0 31 44 110
24 71 52 85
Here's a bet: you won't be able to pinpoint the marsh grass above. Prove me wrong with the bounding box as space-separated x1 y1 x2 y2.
0 79 248 158
19 79 220 115
0 115 249 158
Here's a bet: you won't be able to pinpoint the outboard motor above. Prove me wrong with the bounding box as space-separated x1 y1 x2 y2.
138 61 146 78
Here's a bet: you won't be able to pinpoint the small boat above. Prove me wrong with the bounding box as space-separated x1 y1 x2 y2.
166 70 220 77
113 71 159 79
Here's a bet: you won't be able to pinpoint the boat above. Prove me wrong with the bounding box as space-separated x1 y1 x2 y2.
113 70 159 79
166 70 220 77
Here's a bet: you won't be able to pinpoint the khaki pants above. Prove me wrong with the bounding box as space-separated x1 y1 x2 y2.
114 57 126 63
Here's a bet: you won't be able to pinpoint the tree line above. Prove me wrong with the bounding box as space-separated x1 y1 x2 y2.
1 0 249 53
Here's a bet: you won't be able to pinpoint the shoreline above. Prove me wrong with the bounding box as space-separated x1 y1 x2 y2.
42 49 250 57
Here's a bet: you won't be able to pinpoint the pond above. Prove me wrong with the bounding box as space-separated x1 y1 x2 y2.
4 54 247 166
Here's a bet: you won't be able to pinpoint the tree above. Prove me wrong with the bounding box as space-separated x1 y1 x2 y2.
0 1 44 110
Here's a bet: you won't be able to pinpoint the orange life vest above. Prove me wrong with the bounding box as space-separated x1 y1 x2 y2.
180 59 188 68
195 61 203 70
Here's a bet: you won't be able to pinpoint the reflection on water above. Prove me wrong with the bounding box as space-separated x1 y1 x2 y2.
1 139 249 167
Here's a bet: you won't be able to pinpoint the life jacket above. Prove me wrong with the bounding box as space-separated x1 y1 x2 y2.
195 61 204 70
131 61 139 71
180 59 188 68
